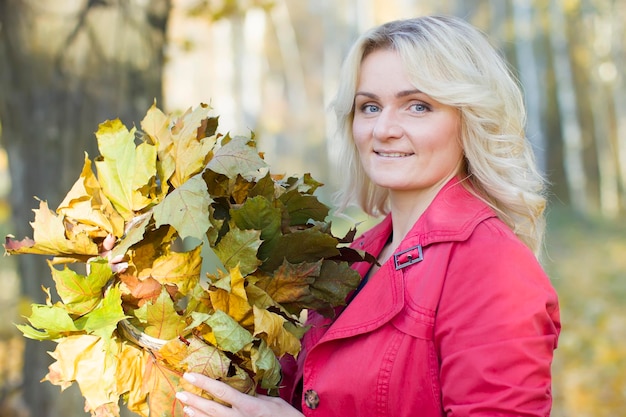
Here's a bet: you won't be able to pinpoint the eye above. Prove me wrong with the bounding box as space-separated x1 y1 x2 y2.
360 104 380 114
410 102 430 113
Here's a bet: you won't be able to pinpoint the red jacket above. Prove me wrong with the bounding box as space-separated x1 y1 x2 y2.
280 178 561 416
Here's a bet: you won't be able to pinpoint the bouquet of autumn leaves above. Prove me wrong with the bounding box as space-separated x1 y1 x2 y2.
4 103 372 417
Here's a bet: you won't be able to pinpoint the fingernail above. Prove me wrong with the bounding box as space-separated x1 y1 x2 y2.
183 373 196 383
175 391 188 402
183 406 195 416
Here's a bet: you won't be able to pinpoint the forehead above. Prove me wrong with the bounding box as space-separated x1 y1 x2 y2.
358 50 409 82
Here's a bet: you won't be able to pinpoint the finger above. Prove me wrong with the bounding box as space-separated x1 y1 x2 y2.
183 373 245 406
109 254 125 264
176 391 231 417
103 234 116 251
111 262 128 273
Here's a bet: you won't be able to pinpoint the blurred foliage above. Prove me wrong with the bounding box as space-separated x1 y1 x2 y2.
545 204 626 416
187 0 275 20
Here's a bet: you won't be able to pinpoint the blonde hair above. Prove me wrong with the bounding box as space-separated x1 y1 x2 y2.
331 15 547 255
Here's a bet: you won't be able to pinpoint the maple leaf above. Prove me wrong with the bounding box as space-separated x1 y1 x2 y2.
230 195 282 255
50 259 113 315
57 155 125 238
17 303 79 340
213 227 262 276
143 354 186 417
137 244 202 296
120 274 163 307
206 136 267 178
206 266 254 327
94 119 158 220
250 340 282 389
5 200 98 256
45 335 122 414
254 260 319 305
4 103 373 416
73 285 129 342
201 309 254 353
311 260 363 307
252 305 301 358
133 288 187 340
260 228 340 272
153 174 213 240
278 189 330 225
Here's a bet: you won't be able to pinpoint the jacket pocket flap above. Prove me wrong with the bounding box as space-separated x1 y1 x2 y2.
391 309 434 340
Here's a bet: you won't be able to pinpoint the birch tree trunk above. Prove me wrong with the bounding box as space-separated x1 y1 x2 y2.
0 1 170 416
548 0 589 214
513 0 548 173
582 0 619 217
611 0 626 211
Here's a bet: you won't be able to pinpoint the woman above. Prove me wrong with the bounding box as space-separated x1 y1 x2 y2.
176 15 561 417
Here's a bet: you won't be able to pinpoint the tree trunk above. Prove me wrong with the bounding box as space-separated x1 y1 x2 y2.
512 0 548 174
0 1 171 416
582 0 619 217
612 0 626 211
548 0 589 214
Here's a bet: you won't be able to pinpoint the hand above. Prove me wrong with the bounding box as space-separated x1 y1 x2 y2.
176 373 304 417
87 234 128 274
101 234 128 273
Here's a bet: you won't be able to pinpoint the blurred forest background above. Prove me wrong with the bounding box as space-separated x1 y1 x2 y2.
0 0 624 416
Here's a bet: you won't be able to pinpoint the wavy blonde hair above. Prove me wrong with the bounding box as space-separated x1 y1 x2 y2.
331 15 547 255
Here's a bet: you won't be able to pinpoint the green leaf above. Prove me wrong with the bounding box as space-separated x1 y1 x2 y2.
18 304 79 340
74 285 129 341
204 309 254 353
261 228 340 272
251 340 282 389
230 196 282 243
311 260 363 307
153 174 213 241
249 172 278 200
214 227 262 276
50 260 113 316
278 189 329 225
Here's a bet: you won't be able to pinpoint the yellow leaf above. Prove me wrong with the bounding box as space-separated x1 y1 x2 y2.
94 119 158 220
253 305 301 358
149 104 216 188
137 245 202 296
116 341 150 417
5 200 98 256
45 335 119 412
209 266 254 328
57 154 125 237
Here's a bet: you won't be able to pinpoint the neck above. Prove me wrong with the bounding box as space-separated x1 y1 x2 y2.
388 175 458 249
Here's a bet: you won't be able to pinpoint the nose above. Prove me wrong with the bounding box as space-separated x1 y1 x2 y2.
372 109 403 140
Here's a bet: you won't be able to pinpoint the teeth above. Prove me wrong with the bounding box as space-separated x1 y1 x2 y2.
376 152 411 158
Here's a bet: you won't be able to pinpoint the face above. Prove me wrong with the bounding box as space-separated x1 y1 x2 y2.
352 49 464 201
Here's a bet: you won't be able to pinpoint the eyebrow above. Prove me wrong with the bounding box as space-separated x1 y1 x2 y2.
354 89 424 99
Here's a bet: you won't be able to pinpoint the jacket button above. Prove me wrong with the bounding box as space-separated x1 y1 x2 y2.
304 389 320 409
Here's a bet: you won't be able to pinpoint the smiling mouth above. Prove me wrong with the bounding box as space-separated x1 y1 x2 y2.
375 151 413 158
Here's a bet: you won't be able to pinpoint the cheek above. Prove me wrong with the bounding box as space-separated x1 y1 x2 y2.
351 121 370 150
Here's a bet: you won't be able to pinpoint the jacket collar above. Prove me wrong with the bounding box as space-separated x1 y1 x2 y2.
320 177 497 342
356 176 497 258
